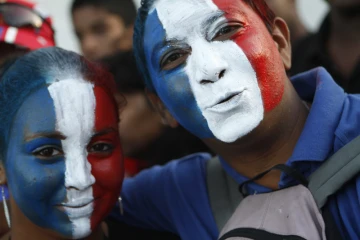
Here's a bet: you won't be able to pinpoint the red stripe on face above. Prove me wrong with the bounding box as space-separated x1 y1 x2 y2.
212 0 284 111
88 86 124 230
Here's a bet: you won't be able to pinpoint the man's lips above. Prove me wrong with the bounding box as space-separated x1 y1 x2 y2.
205 89 246 110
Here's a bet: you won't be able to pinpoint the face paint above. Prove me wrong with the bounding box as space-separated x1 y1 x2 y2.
88 86 123 231
6 87 71 236
48 79 96 238
144 11 213 139
5 79 122 238
211 0 285 111
145 0 284 143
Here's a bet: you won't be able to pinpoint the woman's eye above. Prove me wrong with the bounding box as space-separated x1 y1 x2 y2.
212 24 242 41
33 146 63 158
161 50 189 71
89 143 113 153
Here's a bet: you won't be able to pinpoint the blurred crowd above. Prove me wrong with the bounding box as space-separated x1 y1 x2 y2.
0 0 359 239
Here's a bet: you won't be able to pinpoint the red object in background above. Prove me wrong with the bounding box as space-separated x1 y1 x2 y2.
124 157 149 177
0 0 55 50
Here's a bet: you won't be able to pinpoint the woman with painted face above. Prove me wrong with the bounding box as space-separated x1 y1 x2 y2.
0 47 124 240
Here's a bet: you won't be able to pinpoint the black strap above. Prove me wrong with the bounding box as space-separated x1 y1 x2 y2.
219 228 306 240
322 203 343 240
239 164 309 196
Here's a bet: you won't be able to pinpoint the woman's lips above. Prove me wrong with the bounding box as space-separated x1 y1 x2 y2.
57 198 94 219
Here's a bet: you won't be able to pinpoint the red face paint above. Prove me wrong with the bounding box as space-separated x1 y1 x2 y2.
88 86 123 230
212 0 284 111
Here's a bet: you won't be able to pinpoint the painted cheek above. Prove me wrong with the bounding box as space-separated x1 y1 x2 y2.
144 11 213 139
5 87 71 236
89 86 123 230
212 0 284 111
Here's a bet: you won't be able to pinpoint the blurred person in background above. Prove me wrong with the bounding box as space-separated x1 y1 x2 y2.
0 0 55 65
265 0 308 45
71 0 136 61
291 0 360 92
101 51 212 177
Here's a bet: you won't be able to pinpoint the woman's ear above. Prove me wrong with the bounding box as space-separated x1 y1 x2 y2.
271 17 292 70
146 89 179 128
0 161 7 185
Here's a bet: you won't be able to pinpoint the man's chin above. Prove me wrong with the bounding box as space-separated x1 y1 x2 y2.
208 112 263 144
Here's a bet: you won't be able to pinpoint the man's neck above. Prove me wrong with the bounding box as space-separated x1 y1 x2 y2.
204 84 309 190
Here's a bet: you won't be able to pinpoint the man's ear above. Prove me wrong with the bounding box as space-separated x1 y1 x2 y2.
272 17 291 70
0 161 7 185
146 89 179 128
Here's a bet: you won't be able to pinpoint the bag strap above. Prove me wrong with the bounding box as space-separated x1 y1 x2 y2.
206 156 243 231
308 134 360 209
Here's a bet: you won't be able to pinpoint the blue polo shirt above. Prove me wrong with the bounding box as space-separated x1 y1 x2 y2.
115 67 360 239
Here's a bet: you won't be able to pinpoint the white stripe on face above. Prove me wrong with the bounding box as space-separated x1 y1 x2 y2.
48 79 96 238
154 0 264 142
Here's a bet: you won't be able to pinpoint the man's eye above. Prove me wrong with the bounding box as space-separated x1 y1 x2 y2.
89 143 113 153
160 50 189 71
212 24 242 41
32 146 63 158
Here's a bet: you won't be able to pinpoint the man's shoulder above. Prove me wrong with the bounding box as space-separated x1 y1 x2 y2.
123 152 212 189
151 152 212 175
335 93 360 146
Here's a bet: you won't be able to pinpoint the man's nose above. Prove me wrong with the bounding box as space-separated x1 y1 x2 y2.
187 41 229 85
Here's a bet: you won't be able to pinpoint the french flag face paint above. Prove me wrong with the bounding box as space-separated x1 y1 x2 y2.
5 79 123 238
144 0 284 143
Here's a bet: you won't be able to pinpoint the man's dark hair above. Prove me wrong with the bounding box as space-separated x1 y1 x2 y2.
133 0 276 92
100 51 145 93
71 0 137 26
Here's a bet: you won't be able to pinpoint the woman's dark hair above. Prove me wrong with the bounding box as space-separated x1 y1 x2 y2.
133 0 275 92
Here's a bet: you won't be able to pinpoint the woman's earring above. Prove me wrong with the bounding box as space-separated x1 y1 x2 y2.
1 185 10 228
118 197 124 216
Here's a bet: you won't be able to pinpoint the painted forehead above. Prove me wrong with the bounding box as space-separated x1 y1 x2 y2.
48 78 95 136
150 0 248 39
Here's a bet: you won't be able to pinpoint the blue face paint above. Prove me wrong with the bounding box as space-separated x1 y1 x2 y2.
144 10 213 139
5 87 72 237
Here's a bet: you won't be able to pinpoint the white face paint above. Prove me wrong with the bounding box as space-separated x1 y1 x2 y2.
154 0 264 142
48 79 96 238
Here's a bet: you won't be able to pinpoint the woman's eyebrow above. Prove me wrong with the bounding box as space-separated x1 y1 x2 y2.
24 131 66 141
92 128 117 138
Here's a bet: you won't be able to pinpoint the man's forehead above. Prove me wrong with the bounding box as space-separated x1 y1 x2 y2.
152 0 220 38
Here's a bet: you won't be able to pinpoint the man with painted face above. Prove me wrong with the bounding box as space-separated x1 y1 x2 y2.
109 0 360 239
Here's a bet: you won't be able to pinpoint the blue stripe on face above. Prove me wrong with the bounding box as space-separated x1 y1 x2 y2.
5 87 72 237
144 10 213 139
